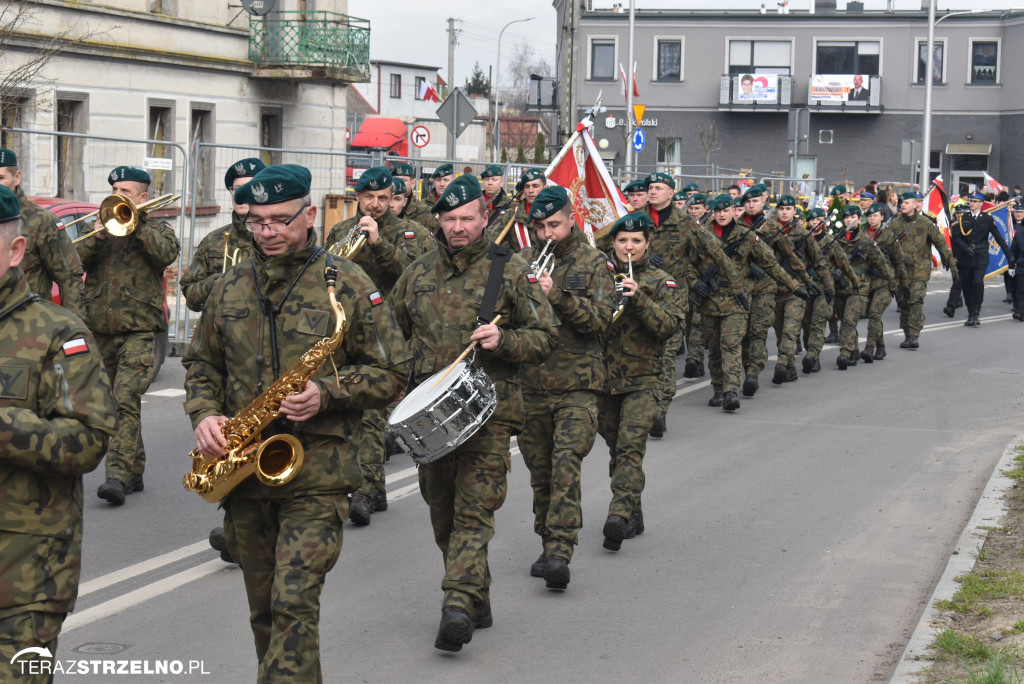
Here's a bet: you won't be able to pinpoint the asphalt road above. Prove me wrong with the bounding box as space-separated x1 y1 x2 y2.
52 274 1023 683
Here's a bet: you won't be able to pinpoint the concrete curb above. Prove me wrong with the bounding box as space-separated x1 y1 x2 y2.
890 433 1024 682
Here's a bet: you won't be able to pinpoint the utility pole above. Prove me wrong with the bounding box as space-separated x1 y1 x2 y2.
447 17 457 160
623 0 636 177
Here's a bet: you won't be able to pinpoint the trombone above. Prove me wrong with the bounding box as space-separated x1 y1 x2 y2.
69 193 181 243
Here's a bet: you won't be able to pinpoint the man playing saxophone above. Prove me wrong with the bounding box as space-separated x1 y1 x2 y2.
182 164 410 682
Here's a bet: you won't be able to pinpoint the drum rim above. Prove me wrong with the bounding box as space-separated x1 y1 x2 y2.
389 360 470 423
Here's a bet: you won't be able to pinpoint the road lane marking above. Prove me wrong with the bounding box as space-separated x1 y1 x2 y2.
78 542 210 599
146 388 186 397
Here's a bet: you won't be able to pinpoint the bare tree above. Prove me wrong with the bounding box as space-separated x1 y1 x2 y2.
697 120 720 178
501 41 553 111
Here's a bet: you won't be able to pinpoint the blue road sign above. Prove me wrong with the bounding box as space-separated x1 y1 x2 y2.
632 128 645 152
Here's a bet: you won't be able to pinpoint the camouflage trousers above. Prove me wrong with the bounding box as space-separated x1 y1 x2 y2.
659 329 683 411
686 305 704 363
801 294 833 361
897 280 929 337
355 408 385 497
865 287 893 348
772 294 807 368
93 332 155 483
704 311 749 395
596 389 659 520
0 611 64 683
834 292 866 357
518 391 598 561
223 492 348 684
741 289 775 376
417 424 511 612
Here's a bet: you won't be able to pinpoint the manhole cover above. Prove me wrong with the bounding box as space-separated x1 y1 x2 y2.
73 643 128 655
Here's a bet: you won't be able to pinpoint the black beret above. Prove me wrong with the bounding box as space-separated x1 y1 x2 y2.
355 166 393 192
108 166 151 186
646 172 675 189
431 163 454 179
235 164 312 205
529 186 570 222
390 162 415 177
0 184 19 222
431 174 483 214
480 164 503 179
609 211 651 236
0 148 16 168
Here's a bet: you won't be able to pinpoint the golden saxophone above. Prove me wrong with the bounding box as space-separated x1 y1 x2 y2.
327 224 368 260
183 260 352 502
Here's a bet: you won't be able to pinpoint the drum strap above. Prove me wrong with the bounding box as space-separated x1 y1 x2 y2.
478 243 512 326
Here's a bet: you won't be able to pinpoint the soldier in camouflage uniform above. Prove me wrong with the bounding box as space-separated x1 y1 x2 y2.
691 195 802 411
802 209 859 373
78 167 180 505
517 186 615 588
480 164 514 232
833 206 895 369
389 177 432 236
890 191 957 348
390 162 433 228
179 157 265 312
598 212 684 550
498 168 545 251
389 174 557 652
623 179 649 212
184 165 410 683
862 203 908 360
419 163 456 232
0 185 117 682
325 166 433 525
682 194 711 379
0 148 85 316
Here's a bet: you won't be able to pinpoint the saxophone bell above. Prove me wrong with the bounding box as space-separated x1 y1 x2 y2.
254 434 304 487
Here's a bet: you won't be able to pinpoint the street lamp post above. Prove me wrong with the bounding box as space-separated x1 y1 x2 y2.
493 16 534 163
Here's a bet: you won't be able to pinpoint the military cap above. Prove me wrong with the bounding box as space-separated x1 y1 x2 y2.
391 177 407 194
529 186 570 222
710 194 734 211
623 179 648 194
842 205 862 217
808 207 827 219
608 211 651 235
431 163 455 179
673 191 687 201
0 184 19 222
108 166 151 186
859 190 876 200
355 166 393 192
682 182 699 192
479 164 503 179
830 184 847 196
968 191 985 201
776 194 796 207
646 172 675 189
732 195 744 207
742 185 765 201
915 192 924 199
1014 201 1024 212
516 168 546 192
899 191 918 201
690 193 708 205
224 157 266 190
235 164 312 205
390 162 415 177
0 148 16 168
866 203 885 215
431 174 482 214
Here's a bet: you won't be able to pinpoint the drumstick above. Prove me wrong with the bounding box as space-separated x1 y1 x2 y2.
493 211 518 246
430 314 502 391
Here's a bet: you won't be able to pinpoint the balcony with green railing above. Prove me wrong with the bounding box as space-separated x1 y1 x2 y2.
248 11 370 82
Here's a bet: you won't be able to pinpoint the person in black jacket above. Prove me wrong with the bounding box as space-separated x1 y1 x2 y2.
949 192 1013 326
1010 201 1024 320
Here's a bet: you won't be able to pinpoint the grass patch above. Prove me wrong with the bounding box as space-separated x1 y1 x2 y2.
964 654 1022 684
934 629 993 661
936 570 1024 616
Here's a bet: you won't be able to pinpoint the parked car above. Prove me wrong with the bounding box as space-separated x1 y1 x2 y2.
31 196 170 379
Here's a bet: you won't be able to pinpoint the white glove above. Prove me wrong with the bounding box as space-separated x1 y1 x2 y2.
1010 269 1016 277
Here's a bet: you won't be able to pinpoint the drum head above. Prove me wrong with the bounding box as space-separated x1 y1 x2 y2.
389 361 469 423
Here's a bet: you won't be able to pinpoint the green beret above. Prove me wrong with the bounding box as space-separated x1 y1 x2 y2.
776 195 796 207
646 172 675 189
742 186 765 201
609 211 651 235
516 168 546 192
108 166 151 186
431 163 454 179
529 186 570 222
673 191 686 201
355 166 393 192
623 179 648 194
431 174 482 214
390 162 415 177
900 191 918 201
479 164 503 179
235 164 312 205
391 178 407 194
0 184 19 222
830 184 847 196
732 195 744 207
690 193 708 205
710 194 733 211
224 157 266 190
866 203 884 215
808 208 827 219
0 148 16 168
842 206 862 217
682 183 699 192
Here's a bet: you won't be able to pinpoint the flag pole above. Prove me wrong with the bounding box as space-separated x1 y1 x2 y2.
544 91 604 177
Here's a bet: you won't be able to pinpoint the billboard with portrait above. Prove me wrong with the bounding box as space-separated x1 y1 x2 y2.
735 74 779 103
810 74 871 103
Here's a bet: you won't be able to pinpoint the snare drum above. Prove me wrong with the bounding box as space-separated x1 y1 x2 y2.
387 361 497 464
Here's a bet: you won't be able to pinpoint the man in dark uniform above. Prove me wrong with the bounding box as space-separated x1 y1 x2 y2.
0 148 84 316
948 191 1013 326
184 164 410 681
1010 202 1024 319
180 157 265 312
480 164 513 231
389 174 557 652
80 166 180 505
390 162 432 228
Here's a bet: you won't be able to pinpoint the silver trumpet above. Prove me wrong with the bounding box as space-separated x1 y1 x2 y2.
530 239 555 275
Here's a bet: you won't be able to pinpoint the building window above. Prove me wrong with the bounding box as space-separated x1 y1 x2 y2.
190 105 215 203
915 40 944 84
147 101 174 195
657 137 682 175
56 95 87 200
260 108 283 166
0 93 29 152
590 38 615 81
415 76 426 100
728 40 791 75
970 40 998 84
390 73 402 98
816 40 880 75
656 39 682 81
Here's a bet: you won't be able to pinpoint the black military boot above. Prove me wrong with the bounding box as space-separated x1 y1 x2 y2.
349 491 376 525
625 511 645 537
602 515 628 551
825 330 840 344
836 355 848 370
97 477 126 505
708 393 724 407
373 488 388 512
741 375 758 397
435 606 474 651
722 392 740 412
873 343 886 360
209 527 235 564
470 600 493 629
126 473 144 494
649 412 666 439
847 353 858 367
683 358 702 378
859 347 873 364
785 365 798 382
943 305 955 318
907 336 919 348
544 556 570 590
530 552 547 578
771 365 787 385
811 358 821 372
802 355 816 374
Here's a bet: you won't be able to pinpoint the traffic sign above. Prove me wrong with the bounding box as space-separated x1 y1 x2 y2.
436 87 478 140
410 125 430 148
631 128 645 152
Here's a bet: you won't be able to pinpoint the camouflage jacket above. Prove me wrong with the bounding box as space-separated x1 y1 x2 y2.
814 232 861 291
602 253 684 395
326 208 434 297
77 215 180 334
403 196 434 229
518 229 616 394
0 267 116 619
835 228 895 294
647 204 695 287
179 213 256 312
890 212 953 282
485 189 515 231
183 232 411 497
389 234 558 430
16 186 85 316
752 214 813 296
867 224 909 290
784 222 835 293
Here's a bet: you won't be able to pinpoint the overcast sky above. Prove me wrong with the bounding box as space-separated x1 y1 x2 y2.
348 0 1022 91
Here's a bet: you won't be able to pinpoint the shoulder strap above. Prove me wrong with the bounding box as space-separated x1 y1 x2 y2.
0 293 40 323
478 242 512 326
